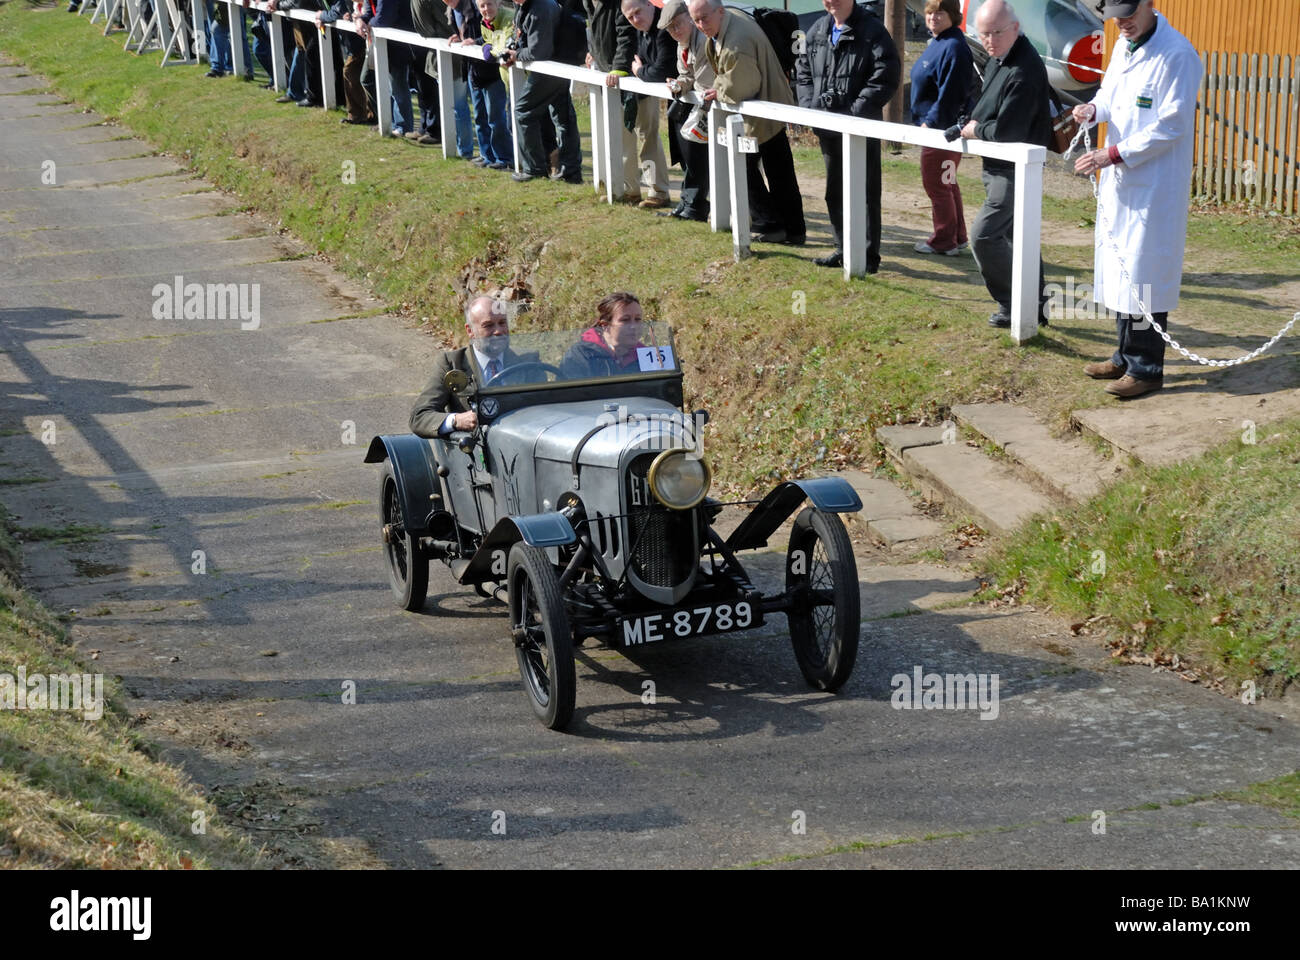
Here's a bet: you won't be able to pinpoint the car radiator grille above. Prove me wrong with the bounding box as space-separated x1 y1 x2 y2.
626 456 696 588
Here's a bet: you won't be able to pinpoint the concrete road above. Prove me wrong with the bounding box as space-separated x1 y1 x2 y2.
1 61 1297 869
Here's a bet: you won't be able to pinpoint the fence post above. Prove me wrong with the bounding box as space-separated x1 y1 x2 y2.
269 12 287 91
436 46 455 159
189 0 207 62
725 113 749 261
374 36 393 136
1010 148 1044 343
841 132 867 279
707 104 730 232
508 64 523 173
598 84 622 200
319 22 337 109
227 2 247 77
589 86 603 194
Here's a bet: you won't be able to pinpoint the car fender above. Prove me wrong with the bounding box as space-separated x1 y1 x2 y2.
456 512 577 583
364 434 441 534
725 477 863 552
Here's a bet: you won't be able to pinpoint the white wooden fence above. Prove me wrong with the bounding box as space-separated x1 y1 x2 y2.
1196 52 1299 214
79 0 1051 343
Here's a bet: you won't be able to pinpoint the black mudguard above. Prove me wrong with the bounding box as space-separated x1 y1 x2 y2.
725 477 863 552
455 513 577 584
364 433 441 535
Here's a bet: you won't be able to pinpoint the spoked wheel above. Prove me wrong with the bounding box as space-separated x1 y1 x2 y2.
508 543 576 730
785 507 860 691
380 462 428 611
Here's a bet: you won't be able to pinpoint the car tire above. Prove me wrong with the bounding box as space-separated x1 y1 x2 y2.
380 462 429 612
785 507 860 692
508 543 576 730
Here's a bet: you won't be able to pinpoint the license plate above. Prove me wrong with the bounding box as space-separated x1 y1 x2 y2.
621 600 762 647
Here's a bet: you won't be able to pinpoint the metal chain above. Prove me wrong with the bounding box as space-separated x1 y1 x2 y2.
1066 124 1298 368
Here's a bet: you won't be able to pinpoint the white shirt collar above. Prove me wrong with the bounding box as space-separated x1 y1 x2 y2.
473 343 505 373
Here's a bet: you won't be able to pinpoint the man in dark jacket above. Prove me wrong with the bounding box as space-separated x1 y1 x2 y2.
584 0 637 76
410 298 536 436
502 0 583 182
959 0 1051 328
795 0 900 271
577 0 639 198
461 0 515 167
621 0 678 208
360 0 420 137
660 0 713 221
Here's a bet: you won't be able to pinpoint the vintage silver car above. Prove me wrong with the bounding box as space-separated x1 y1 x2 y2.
365 327 864 730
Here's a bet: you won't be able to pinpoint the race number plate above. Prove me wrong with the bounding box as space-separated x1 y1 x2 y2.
621 600 762 647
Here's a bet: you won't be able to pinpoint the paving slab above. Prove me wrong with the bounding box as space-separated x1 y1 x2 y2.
876 423 946 464
903 442 1055 534
1070 346 1300 468
838 469 944 547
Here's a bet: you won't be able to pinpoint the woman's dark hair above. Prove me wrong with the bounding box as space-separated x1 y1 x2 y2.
596 291 640 325
925 0 962 26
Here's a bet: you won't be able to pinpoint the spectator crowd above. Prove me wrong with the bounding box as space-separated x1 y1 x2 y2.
83 0 1199 393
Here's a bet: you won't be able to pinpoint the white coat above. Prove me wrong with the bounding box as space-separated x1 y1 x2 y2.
1088 14 1203 315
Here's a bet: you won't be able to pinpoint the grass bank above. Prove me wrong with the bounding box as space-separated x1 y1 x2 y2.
0 506 263 867
980 419 1300 697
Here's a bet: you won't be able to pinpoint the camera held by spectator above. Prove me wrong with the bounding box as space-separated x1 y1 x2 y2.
818 87 845 111
944 114 969 141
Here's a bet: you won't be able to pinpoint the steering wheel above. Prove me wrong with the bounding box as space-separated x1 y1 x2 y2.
482 361 564 387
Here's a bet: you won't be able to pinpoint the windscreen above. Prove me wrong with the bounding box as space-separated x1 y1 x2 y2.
468 324 679 390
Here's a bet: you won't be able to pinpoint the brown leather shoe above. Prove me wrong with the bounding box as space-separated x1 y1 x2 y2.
638 196 670 209
1104 375 1163 399
1083 360 1126 379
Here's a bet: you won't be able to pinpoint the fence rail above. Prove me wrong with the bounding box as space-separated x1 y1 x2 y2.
81 0 1050 343
1195 52 1299 214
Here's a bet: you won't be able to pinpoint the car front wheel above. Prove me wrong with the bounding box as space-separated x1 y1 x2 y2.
785 507 860 692
508 543 576 730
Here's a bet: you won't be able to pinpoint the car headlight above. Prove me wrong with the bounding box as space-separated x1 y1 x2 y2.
647 450 711 510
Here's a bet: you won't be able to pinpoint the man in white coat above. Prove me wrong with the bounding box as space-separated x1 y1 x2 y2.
1073 0 1202 399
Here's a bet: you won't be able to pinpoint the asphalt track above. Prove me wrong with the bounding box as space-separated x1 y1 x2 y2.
2 61 1297 868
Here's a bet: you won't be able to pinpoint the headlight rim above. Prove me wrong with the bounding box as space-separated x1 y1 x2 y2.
646 449 712 511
